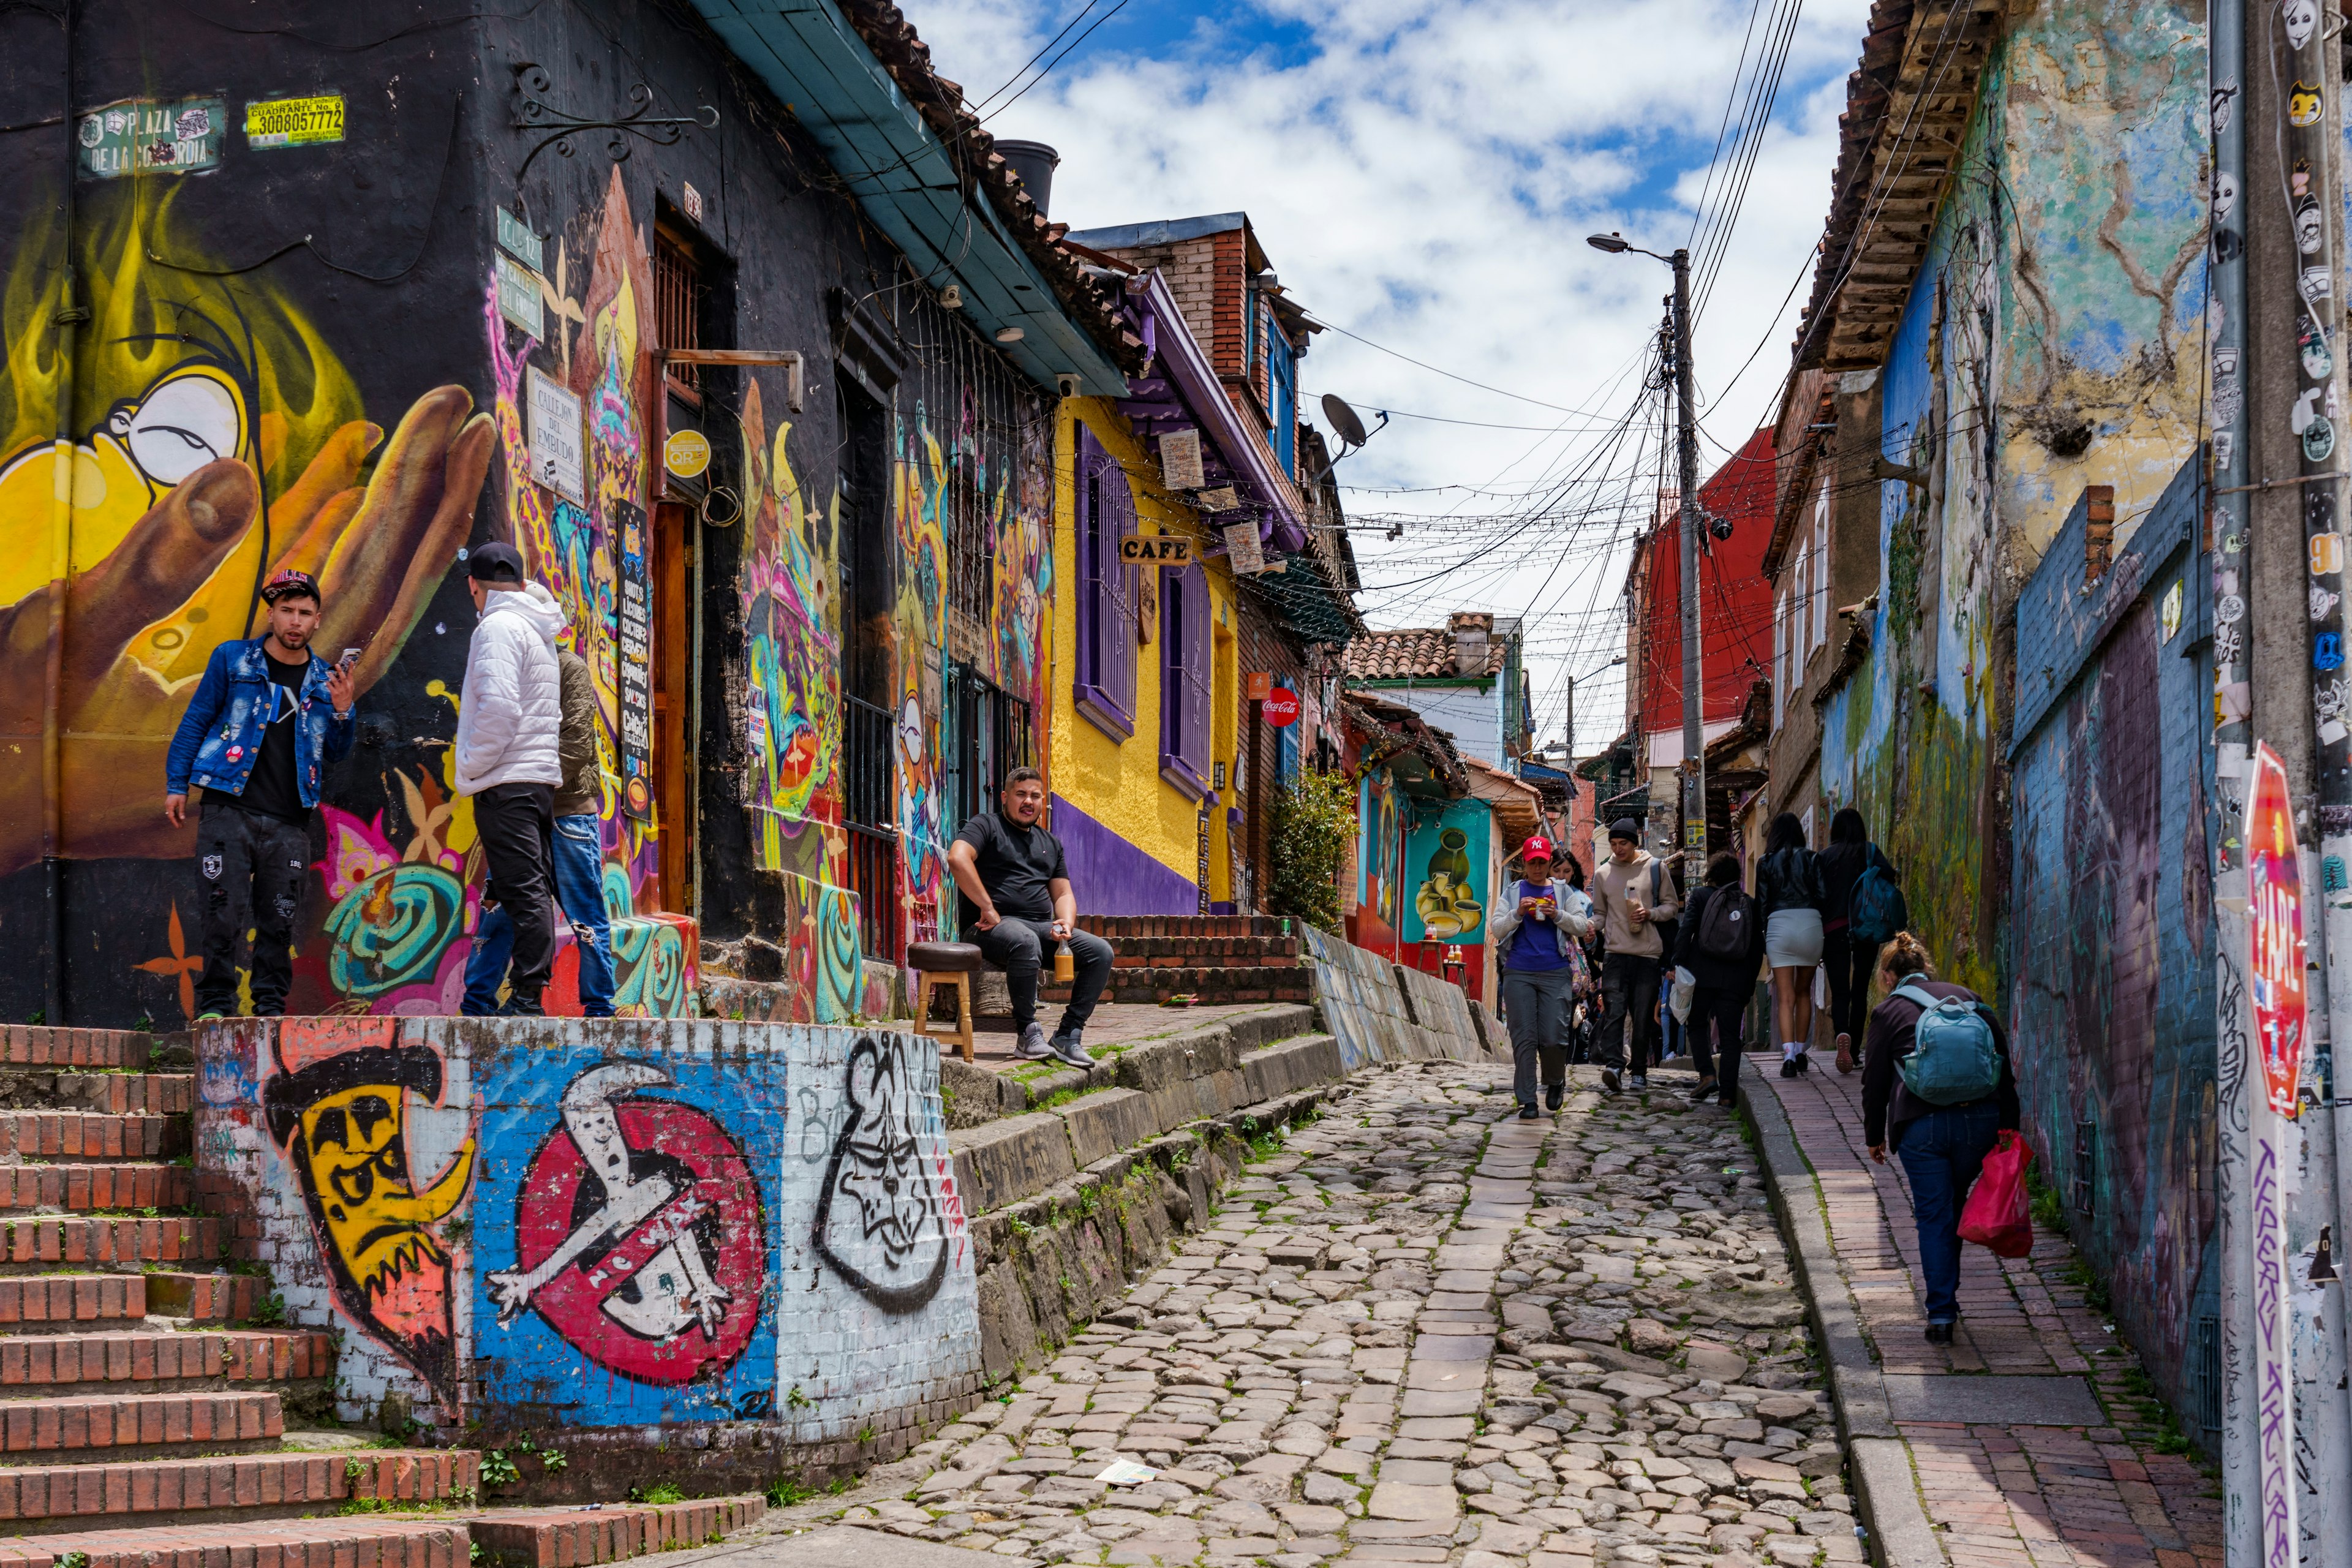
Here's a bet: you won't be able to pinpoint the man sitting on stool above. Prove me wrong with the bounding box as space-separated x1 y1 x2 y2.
947 767 1114 1068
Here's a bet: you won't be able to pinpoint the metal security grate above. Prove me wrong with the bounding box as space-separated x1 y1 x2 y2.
655 229 701 402
2073 1120 2098 1216
2190 1314 2222 1438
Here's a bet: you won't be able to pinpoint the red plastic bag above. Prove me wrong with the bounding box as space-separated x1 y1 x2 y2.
1958 1130 2034 1257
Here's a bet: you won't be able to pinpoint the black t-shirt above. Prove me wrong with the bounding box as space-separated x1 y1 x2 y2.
953 810 1067 924
234 652 311 824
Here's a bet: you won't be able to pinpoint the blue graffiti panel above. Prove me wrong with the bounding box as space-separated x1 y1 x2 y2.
472 1040 786 1423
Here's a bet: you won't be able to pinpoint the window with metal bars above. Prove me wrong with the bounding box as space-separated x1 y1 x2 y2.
1075 424 1136 737
655 228 701 405
2073 1120 2097 1215
947 456 994 633
1161 564 1210 796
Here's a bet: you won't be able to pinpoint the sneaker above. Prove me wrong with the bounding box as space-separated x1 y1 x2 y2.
1601 1069 1621 1093
1779 1055 1800 1078
1015 1023 1054 1060
1630 1074 1648 1091
1792 1050 1810 1074
1924 1321 1956 1345
1545 1082 1566 1112
1048 1031 1093 1069
1517 1103 1539 1120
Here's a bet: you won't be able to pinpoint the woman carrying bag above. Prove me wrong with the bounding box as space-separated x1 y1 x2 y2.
1757 812 1828 1076
1672 851 1764 1108
1861 931 2020 1345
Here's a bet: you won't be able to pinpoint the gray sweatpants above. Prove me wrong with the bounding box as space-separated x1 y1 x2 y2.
1501 967 1574 1107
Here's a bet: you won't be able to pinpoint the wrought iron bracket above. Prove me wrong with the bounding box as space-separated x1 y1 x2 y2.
511 63 717 201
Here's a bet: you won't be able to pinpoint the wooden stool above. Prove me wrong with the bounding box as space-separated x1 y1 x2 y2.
909 941 986 1063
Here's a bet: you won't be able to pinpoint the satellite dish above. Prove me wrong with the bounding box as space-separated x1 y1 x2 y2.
1322 393 1369 449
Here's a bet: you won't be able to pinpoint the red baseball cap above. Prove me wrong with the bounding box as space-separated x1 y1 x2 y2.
1521 835 1554 862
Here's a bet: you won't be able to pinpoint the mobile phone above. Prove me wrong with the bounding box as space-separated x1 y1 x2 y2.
340 647 363 670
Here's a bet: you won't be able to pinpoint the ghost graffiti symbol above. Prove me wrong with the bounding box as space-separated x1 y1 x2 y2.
489 1061 764 1386
265 1045 475 1408
813 1036 949 1313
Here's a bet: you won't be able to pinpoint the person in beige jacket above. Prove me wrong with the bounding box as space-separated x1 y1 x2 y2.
1585 818 1681 1092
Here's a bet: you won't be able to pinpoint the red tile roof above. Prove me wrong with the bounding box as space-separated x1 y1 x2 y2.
1341 628 1507 680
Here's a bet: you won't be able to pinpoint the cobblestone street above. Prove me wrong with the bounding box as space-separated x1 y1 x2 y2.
829 1061 1855 1568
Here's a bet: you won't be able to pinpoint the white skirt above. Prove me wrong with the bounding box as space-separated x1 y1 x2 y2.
1765 908 1825 970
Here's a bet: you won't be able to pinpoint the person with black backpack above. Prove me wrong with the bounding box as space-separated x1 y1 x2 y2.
1758 812 1828 1076
1861 931 2020 1344
1820 807 1903 1074
1673 852 1763 1108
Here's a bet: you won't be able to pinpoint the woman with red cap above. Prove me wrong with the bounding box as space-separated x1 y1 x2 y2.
1490 835 1594 1118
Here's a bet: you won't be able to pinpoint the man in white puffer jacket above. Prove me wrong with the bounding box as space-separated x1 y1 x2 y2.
453 543 568 1014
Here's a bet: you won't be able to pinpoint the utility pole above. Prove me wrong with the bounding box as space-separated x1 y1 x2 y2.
1673 248 1704 864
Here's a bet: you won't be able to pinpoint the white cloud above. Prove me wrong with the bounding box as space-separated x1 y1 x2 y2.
897 0 1872 748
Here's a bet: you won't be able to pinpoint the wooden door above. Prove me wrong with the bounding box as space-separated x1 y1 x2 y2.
652 503 694 912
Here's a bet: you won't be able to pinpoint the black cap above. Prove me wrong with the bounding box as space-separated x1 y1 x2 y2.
260 568 322 605
468 542 524 583
1608 817 1642 842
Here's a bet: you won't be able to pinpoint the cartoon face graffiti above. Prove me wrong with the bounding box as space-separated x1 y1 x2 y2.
492 1061 766 1384
2296 197 2326 256
102 365 247 491
2214 168 2239 224
2302 323 2335 382
2290 80 2324 128
813 1036 948 1313
265 1044 475 1407
2286 0 2318 51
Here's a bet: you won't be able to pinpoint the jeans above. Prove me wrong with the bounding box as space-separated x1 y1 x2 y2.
470 783 557 1011
970 917 1114 1037
1894 1100 2005 1322
1501 968 1572 1107
1599 952 1662 1074
195 801 311 1017
1825 929 1881 1043
1686 984 1746 1103
466 813 612 1016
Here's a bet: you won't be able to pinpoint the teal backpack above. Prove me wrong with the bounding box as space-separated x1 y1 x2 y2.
1890 980 2003 1106
1850 861 1908 944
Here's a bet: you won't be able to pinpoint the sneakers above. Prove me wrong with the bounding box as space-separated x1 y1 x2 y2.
1015 1023 1054 1060
1545 1082 1566 1112
1601 1069 1621 1093
1630 1074 1649 1091
1047 1030 1093 1069
1779 1054 1801 1078
1792 1050 1809 1074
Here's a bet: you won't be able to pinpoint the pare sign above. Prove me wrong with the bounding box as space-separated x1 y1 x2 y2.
1119 535 1193 567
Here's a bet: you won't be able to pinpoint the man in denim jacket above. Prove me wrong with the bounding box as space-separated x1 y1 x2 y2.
164 570 355 1019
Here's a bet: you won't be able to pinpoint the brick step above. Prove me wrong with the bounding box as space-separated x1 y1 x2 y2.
0 1114 186 1163
0 1447 475 1533
0 1076 192 1117
0 1515 471 1567
1079 914 1292 940
0 1029 165 1073
471 1495 766 1567
142 1272 264 1323
0 1163 194 1214
0 1389 282 1462
0 1215 223 1272
1046 964 1316 1005
0 1278 149 1334
1108 941 1300 967
0 1330 331 1395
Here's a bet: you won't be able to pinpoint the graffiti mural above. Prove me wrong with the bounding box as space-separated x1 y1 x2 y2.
473 1036 784 1423
258 1019 476 1412
1403 797 1487 944
814 1035 948 1312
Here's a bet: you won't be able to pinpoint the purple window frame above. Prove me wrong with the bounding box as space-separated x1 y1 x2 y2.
1076 424 1137 738
1161 563 1211 797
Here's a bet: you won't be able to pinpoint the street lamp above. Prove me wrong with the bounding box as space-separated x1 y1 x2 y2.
1588 231 1703 864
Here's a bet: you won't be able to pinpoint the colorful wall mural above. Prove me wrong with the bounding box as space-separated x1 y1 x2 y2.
198 1016 980 1443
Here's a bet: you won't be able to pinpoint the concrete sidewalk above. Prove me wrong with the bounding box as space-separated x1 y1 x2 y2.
1741 1053 2220 1568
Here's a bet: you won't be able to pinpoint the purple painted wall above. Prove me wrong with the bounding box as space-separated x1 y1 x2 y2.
1050 794 1199 917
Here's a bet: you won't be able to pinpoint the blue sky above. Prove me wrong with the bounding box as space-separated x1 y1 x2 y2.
899 0 1874 748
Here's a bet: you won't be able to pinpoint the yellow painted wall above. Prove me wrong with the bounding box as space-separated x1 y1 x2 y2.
1048 398 1237 907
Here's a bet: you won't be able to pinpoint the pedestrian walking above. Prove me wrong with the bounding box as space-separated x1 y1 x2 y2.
1673 852 1763 1109
452 543 567 1017
1559 854 1601 1064
1819 807 1899 1072
1587 818 1679 1093
1491 835 1594 1119
464 629 612 1016
1862 931 2019 1344
1757 811 1826 1075
164 569 356 1020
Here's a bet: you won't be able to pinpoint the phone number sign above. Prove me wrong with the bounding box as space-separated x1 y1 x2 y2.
246 94 345 150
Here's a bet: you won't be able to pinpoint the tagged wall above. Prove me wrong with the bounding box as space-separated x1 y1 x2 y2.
196 1014 979 1478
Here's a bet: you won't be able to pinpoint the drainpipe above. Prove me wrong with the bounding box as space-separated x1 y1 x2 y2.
2207 0 2256 1552
41 0 80 1028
